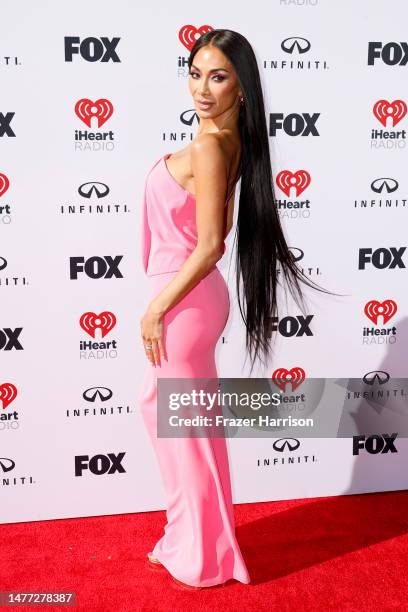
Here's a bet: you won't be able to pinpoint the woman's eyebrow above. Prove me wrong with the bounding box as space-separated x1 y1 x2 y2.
191 64 230 73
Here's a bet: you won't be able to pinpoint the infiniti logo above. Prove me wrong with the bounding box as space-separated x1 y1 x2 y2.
83 386 114 402
0 457 15 472
0 256 7 271
289 247 304 262
180 109 201 127
370 177 399 194
362 371 390 385
78 182 110 199
272 438 300 452
281 37 311 54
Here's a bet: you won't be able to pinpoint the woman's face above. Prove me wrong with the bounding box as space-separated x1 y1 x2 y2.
188 45 242 118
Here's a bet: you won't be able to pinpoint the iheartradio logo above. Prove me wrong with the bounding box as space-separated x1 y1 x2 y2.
272 367 306 392
364 300 397 325
178 25 213 51
79 311 116 338
276 170 311 197
75 98 114 128
0 382 18 409
373 99 407 127
0 173 10 197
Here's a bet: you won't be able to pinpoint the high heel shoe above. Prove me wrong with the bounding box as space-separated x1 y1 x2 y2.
147 551 163 566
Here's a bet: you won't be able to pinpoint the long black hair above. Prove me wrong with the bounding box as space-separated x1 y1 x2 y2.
188 29 345 375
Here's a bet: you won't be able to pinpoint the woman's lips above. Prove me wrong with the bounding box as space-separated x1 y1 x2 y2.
197 100 213 109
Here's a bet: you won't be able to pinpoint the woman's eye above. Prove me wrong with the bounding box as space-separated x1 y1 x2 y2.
189 71 225 82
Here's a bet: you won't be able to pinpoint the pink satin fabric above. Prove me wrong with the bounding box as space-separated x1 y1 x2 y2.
138 153 250 587
141 153 228 276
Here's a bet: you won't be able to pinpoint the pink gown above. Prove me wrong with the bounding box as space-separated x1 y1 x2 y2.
138 152 251 588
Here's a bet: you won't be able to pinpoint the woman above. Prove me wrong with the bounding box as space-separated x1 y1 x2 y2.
138 29 334 590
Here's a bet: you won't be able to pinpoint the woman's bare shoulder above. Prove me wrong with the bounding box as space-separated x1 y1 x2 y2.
190 130 240 167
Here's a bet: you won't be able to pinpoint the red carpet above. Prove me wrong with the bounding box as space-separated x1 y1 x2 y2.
2 490 408 611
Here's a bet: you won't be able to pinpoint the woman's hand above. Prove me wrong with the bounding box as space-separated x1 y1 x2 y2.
140 305 167 367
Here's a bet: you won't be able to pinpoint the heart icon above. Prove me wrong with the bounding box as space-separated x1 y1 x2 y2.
79 311 117 338
0 173 10 198
272 367 306 392
75 98 114 128
0 382 18 409
178 25 214 52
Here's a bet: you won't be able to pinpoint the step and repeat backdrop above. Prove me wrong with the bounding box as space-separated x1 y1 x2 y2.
2 0 408 523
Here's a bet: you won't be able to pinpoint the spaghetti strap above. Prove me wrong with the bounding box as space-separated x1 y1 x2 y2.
225 182 237 205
